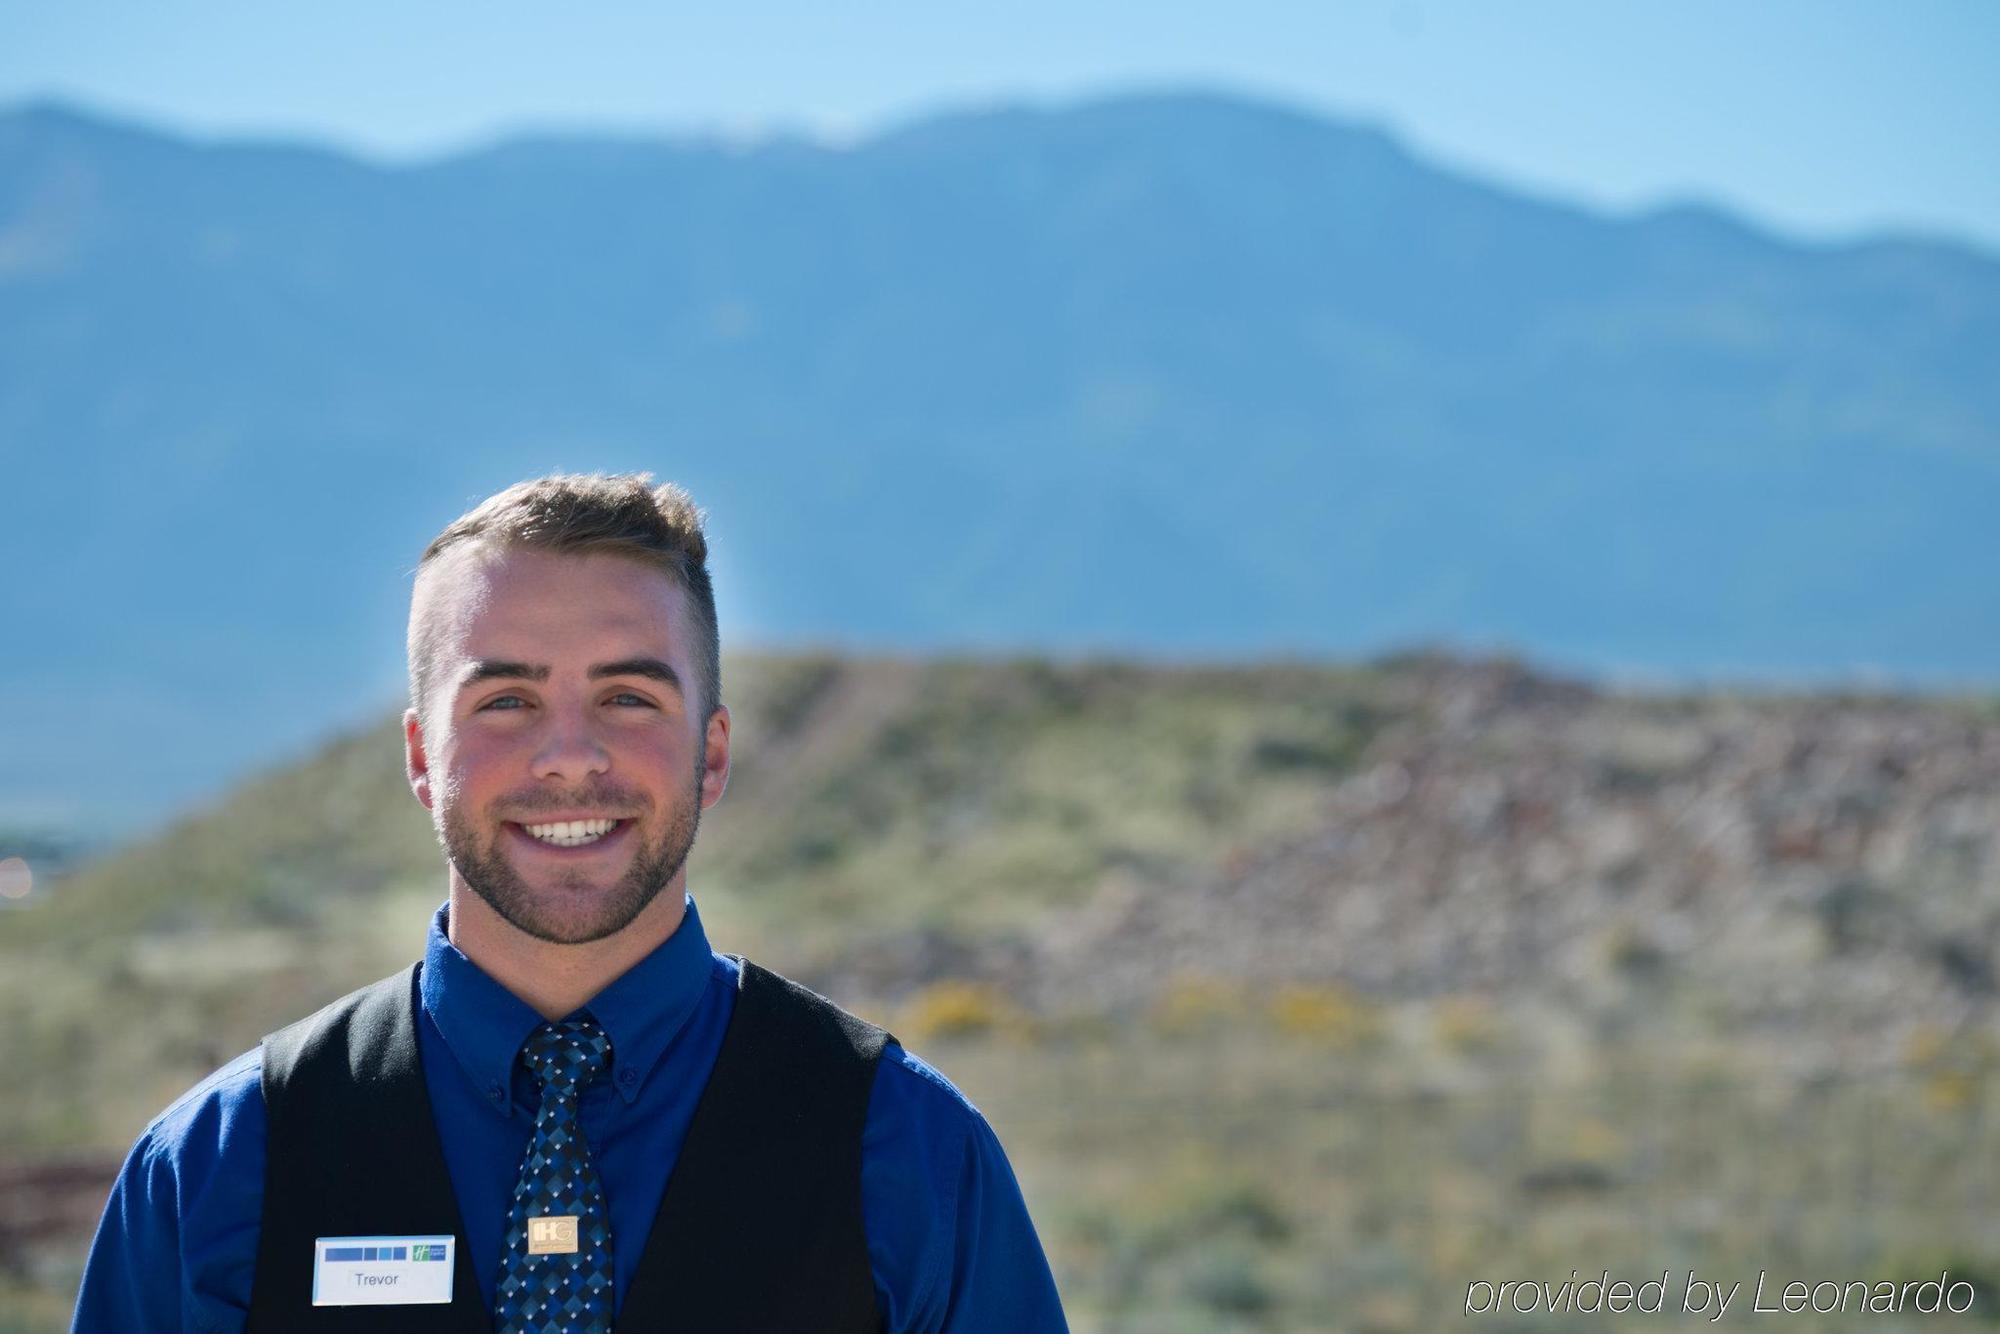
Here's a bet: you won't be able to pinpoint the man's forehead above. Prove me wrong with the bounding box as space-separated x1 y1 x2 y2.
415 544 687 656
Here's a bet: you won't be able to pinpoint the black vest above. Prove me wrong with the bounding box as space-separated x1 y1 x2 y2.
247 956 896 1332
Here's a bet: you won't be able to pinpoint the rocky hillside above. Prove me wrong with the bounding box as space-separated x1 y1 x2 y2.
9 652 1995 1142
6 652 1999 1329
1020 657 2000 1077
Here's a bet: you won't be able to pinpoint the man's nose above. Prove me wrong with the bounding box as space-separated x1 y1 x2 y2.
531 707 612 781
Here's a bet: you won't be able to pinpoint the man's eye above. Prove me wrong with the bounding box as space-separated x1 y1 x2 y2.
474 693 651 711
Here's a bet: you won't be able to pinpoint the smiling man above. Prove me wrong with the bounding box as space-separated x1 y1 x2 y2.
72 474 1070 1333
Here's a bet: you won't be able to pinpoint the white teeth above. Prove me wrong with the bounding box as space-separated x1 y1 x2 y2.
523 818 619 847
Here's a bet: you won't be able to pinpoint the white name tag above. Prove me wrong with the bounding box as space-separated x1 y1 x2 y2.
312 1234 455 1306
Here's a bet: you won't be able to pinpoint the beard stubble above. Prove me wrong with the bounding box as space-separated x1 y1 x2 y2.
438 763 704 946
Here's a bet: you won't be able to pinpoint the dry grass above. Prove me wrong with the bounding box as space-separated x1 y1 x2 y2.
4 653 1997 1330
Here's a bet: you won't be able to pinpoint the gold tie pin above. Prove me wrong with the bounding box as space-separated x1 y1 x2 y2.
526 1215 580 1255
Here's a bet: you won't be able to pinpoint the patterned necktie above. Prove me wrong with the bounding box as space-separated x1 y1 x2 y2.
494 1018 617 1334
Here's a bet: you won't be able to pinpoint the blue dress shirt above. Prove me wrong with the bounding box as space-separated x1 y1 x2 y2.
71 895 1069 1332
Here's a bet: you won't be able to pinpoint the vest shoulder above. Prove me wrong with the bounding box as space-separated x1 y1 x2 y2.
259 965 418 1085
732 955 899 1055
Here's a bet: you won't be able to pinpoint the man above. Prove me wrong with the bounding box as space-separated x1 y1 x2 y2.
73 473 1070 1332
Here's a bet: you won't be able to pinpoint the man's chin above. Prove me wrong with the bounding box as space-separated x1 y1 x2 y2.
505 911 634 948
443 808 695 947
460 858 677 946
481 888 658 946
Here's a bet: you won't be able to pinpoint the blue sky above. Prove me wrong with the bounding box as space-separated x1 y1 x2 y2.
4 0 1997 250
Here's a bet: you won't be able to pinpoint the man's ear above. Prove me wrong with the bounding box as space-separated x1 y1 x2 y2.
700 704 732 810
404 707 434 811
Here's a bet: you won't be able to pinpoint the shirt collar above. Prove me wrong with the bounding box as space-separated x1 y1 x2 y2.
420 892 716 1113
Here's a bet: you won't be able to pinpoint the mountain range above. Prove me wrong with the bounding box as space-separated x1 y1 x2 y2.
2 90 1996 839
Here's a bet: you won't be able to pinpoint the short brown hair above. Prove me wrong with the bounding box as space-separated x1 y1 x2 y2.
407 472 720 727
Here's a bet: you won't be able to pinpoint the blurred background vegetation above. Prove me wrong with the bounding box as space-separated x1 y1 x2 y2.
5 651 1997 1330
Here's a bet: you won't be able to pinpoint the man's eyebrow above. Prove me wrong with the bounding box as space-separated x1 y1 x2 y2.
457 657 684 695
461 660 548 687
588 657 684 695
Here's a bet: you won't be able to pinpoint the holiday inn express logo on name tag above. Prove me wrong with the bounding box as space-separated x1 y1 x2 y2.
313 1234 455 1305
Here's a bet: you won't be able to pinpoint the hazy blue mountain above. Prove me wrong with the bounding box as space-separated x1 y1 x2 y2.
2 91 1996 839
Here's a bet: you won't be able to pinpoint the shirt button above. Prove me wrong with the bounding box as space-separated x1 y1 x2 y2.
488 1081 505 1101
617 1069 636 1087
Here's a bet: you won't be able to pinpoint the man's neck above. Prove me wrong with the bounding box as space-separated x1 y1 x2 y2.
445 881 690 1020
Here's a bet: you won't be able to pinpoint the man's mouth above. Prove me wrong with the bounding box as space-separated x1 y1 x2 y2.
508 818 629 850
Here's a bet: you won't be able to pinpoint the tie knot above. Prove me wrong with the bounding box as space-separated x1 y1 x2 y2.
519 1018 613 1095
